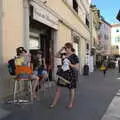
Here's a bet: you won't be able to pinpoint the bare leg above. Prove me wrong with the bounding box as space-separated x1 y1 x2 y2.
50 86 61 107
32 76 39 98
103 70 106 76
39 73 48 87
67 88 75 108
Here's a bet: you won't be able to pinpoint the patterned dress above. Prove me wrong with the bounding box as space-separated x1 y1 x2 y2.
57 54 79 89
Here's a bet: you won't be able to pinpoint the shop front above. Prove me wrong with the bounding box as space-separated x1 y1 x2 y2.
29 1 59 80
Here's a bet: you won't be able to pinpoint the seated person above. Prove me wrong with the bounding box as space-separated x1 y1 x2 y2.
15 47 31 66
31 50 48 99
15 47 32 79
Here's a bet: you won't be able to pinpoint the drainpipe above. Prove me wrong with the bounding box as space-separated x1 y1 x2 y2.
23 0 30 51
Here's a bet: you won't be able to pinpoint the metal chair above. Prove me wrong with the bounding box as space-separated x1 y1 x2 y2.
13 66 33 103
37 69 52 99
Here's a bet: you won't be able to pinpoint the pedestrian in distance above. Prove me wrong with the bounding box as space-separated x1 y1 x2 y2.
100 60 108 77
49 42 79 109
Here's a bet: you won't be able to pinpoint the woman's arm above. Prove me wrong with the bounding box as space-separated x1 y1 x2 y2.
69 62 79 70
55 47 65 58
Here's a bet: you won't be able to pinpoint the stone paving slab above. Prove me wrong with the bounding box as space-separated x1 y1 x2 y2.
101 92 120 120
0 108 10 119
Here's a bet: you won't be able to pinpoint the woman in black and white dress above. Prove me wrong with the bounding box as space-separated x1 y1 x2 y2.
50 42 79 108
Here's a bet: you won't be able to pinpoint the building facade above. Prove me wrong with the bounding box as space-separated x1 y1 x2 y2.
99 19 111 57
90 5 101 68
111 24 120 55
0 0 91 99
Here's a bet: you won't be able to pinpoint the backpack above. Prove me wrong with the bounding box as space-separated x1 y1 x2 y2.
8 58 16 75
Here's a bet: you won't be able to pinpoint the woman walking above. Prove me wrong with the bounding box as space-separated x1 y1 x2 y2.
49 42 79 108
100 60 108 76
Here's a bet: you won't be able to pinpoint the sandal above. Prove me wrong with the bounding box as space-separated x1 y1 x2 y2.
32 93 39 100
49 104 56 108
66 104 73 109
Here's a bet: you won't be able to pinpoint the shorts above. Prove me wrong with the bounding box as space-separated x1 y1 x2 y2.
31 70 48 78
37 69 48 76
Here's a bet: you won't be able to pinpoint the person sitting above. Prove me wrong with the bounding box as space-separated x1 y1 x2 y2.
31 50 48 99
15 47 31 67
15 47 32 79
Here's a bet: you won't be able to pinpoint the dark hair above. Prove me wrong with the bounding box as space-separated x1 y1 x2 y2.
36 50 42 54
16 47 27 56
36 50 44 58
64 42 75 52
71 48 75 52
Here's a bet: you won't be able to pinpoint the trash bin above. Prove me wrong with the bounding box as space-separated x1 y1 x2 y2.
83 64 89 75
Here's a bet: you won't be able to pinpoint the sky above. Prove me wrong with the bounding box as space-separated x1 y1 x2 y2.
91 0 120 24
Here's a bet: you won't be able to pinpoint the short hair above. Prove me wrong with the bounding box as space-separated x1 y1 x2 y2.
64 42 75 52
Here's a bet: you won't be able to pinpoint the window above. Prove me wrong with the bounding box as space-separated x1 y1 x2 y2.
94 38 95 46
73 0 78 13
115 36 120 43
86 43 89 50
29 32 40 49
116 45 119 49
86 15 89 28
116 29 119 32
104 34 108 40
29 37 40 49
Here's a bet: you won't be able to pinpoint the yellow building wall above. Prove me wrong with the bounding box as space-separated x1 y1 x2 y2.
47 0 90 41
47 0 90 73
80 38 86 69
2 0 24 62
57 23 72 49
0 0 24 100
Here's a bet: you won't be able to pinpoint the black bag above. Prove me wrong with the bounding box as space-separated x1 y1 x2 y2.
56 66 71 87
83 64 89 75
8 58 16 75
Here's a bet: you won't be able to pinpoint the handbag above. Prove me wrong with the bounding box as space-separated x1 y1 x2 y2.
57 75 71 86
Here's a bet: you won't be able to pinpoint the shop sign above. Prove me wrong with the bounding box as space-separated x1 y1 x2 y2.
31 1 58 30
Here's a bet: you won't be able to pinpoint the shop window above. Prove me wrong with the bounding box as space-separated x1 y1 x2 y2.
29 36 40 49
73 0 78 13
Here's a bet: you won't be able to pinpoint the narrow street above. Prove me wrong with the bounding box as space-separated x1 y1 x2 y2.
0 69 120 120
